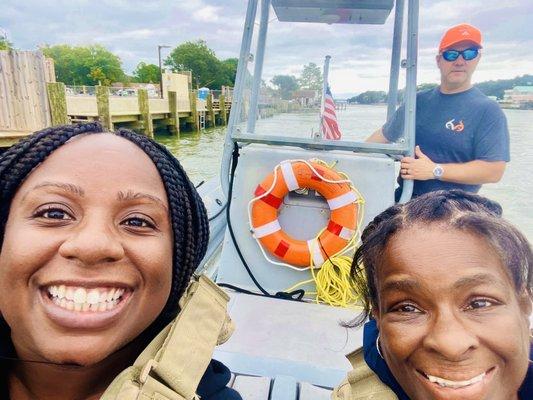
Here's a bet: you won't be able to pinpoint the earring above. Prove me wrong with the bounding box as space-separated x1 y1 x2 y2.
376 334 384 359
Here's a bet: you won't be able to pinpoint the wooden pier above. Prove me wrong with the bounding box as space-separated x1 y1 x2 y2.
0 50 232 147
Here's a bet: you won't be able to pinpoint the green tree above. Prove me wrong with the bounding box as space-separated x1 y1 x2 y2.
0 37 13 50
133 62 161 83
271 75 299 100
355 91 387 104
475 74 533 99
165 40 231 88
42 44 125 86
298 62 322 90
220 58 238 86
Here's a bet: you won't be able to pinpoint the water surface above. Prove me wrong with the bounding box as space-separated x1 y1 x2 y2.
157 105 532 239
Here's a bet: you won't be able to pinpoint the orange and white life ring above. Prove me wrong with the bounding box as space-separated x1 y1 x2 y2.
250 160 359 268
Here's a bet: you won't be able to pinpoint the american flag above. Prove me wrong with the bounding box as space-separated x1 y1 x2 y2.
321 86 342 140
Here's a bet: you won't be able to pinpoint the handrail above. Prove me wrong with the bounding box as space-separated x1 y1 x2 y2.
232 132 409 155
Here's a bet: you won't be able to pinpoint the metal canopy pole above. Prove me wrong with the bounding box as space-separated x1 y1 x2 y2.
220 0 259 196
398 0 418 203
386 0 404 120
246 0 271 135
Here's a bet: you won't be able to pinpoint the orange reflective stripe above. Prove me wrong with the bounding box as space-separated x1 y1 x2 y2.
327 220 343 236
274 240 290 258
254 185 283 209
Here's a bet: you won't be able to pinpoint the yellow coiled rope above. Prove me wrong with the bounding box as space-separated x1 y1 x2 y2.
283 159 366 308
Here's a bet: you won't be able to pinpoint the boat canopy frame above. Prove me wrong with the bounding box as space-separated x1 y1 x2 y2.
221 0 419 203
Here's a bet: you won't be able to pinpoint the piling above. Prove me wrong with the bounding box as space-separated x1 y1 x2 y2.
219 94 227 125
96 86 113 130
207 93 216 128
189 90 199 132
167 90 180 136
46 82 69 126
137 89 154 138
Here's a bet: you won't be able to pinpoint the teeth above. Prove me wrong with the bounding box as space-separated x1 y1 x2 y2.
73 288 87 303
99 291 108 303
426 372 486 389
87 290 100 304
46 285 127 313
113 289 124 300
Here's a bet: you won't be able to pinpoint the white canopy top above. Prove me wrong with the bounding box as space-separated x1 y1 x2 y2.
272 0 394 24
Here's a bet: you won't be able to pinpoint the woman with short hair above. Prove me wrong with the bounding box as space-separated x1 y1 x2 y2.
333 190 532 400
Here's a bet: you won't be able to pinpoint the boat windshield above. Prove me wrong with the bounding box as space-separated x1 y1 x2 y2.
226 0 418 156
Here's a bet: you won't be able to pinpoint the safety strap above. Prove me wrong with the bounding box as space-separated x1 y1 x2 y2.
280 161 299 191
307 238 325 266
327 191 358 210
334 347 399 400
101 275 234 400
253 219 281 239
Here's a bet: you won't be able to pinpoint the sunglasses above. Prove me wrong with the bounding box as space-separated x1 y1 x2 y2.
441 48 479 62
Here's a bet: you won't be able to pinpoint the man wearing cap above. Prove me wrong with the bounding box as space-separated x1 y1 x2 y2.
367 23 510 199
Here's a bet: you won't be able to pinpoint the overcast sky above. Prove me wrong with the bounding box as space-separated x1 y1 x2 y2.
2 0 532 94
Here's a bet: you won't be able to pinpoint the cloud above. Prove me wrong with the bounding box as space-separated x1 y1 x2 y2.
1 0 531 90
193 6 221 22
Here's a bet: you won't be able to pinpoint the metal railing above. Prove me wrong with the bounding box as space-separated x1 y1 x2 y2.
65 85 161 98
65 85 96 96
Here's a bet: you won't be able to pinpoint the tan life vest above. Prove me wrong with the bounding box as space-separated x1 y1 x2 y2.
331 347 399 400
100 275 235 400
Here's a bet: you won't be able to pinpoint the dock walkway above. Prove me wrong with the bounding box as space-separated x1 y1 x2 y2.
0 50 232 147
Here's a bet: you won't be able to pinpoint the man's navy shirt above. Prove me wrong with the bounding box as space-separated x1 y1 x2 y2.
383 87 510 197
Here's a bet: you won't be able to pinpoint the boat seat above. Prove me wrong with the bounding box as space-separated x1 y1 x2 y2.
215 291 363 388
229 373 331 400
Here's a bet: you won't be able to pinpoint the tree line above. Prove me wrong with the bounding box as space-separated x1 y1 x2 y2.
3 36 529 99
1 39 238 88
269 63 323 99
348 76 533 104
3 35 323 97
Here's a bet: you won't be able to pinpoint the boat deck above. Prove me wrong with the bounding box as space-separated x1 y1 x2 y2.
230 373 331 399
214 291 363 397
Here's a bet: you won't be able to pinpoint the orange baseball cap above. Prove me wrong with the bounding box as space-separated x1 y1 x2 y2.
439 23 482 52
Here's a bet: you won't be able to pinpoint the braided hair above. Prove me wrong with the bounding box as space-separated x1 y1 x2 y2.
350 189 532 327
0 122 209 332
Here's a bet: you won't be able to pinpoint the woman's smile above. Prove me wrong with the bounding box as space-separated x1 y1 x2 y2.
413 366 497 399
38 282 134 329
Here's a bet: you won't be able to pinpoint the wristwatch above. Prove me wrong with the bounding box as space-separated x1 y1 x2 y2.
433 164 444 180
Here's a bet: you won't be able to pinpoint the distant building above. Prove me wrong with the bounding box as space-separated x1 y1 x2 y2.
292 89 320 107
500 86 533 109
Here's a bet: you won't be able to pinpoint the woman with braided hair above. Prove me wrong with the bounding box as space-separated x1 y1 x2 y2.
332 190 532 400
0 122 241 399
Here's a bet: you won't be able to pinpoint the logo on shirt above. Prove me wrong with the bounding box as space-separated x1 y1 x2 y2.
445 118 465 132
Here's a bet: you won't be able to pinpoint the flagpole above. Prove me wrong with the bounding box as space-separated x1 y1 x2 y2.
319 55 331 139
